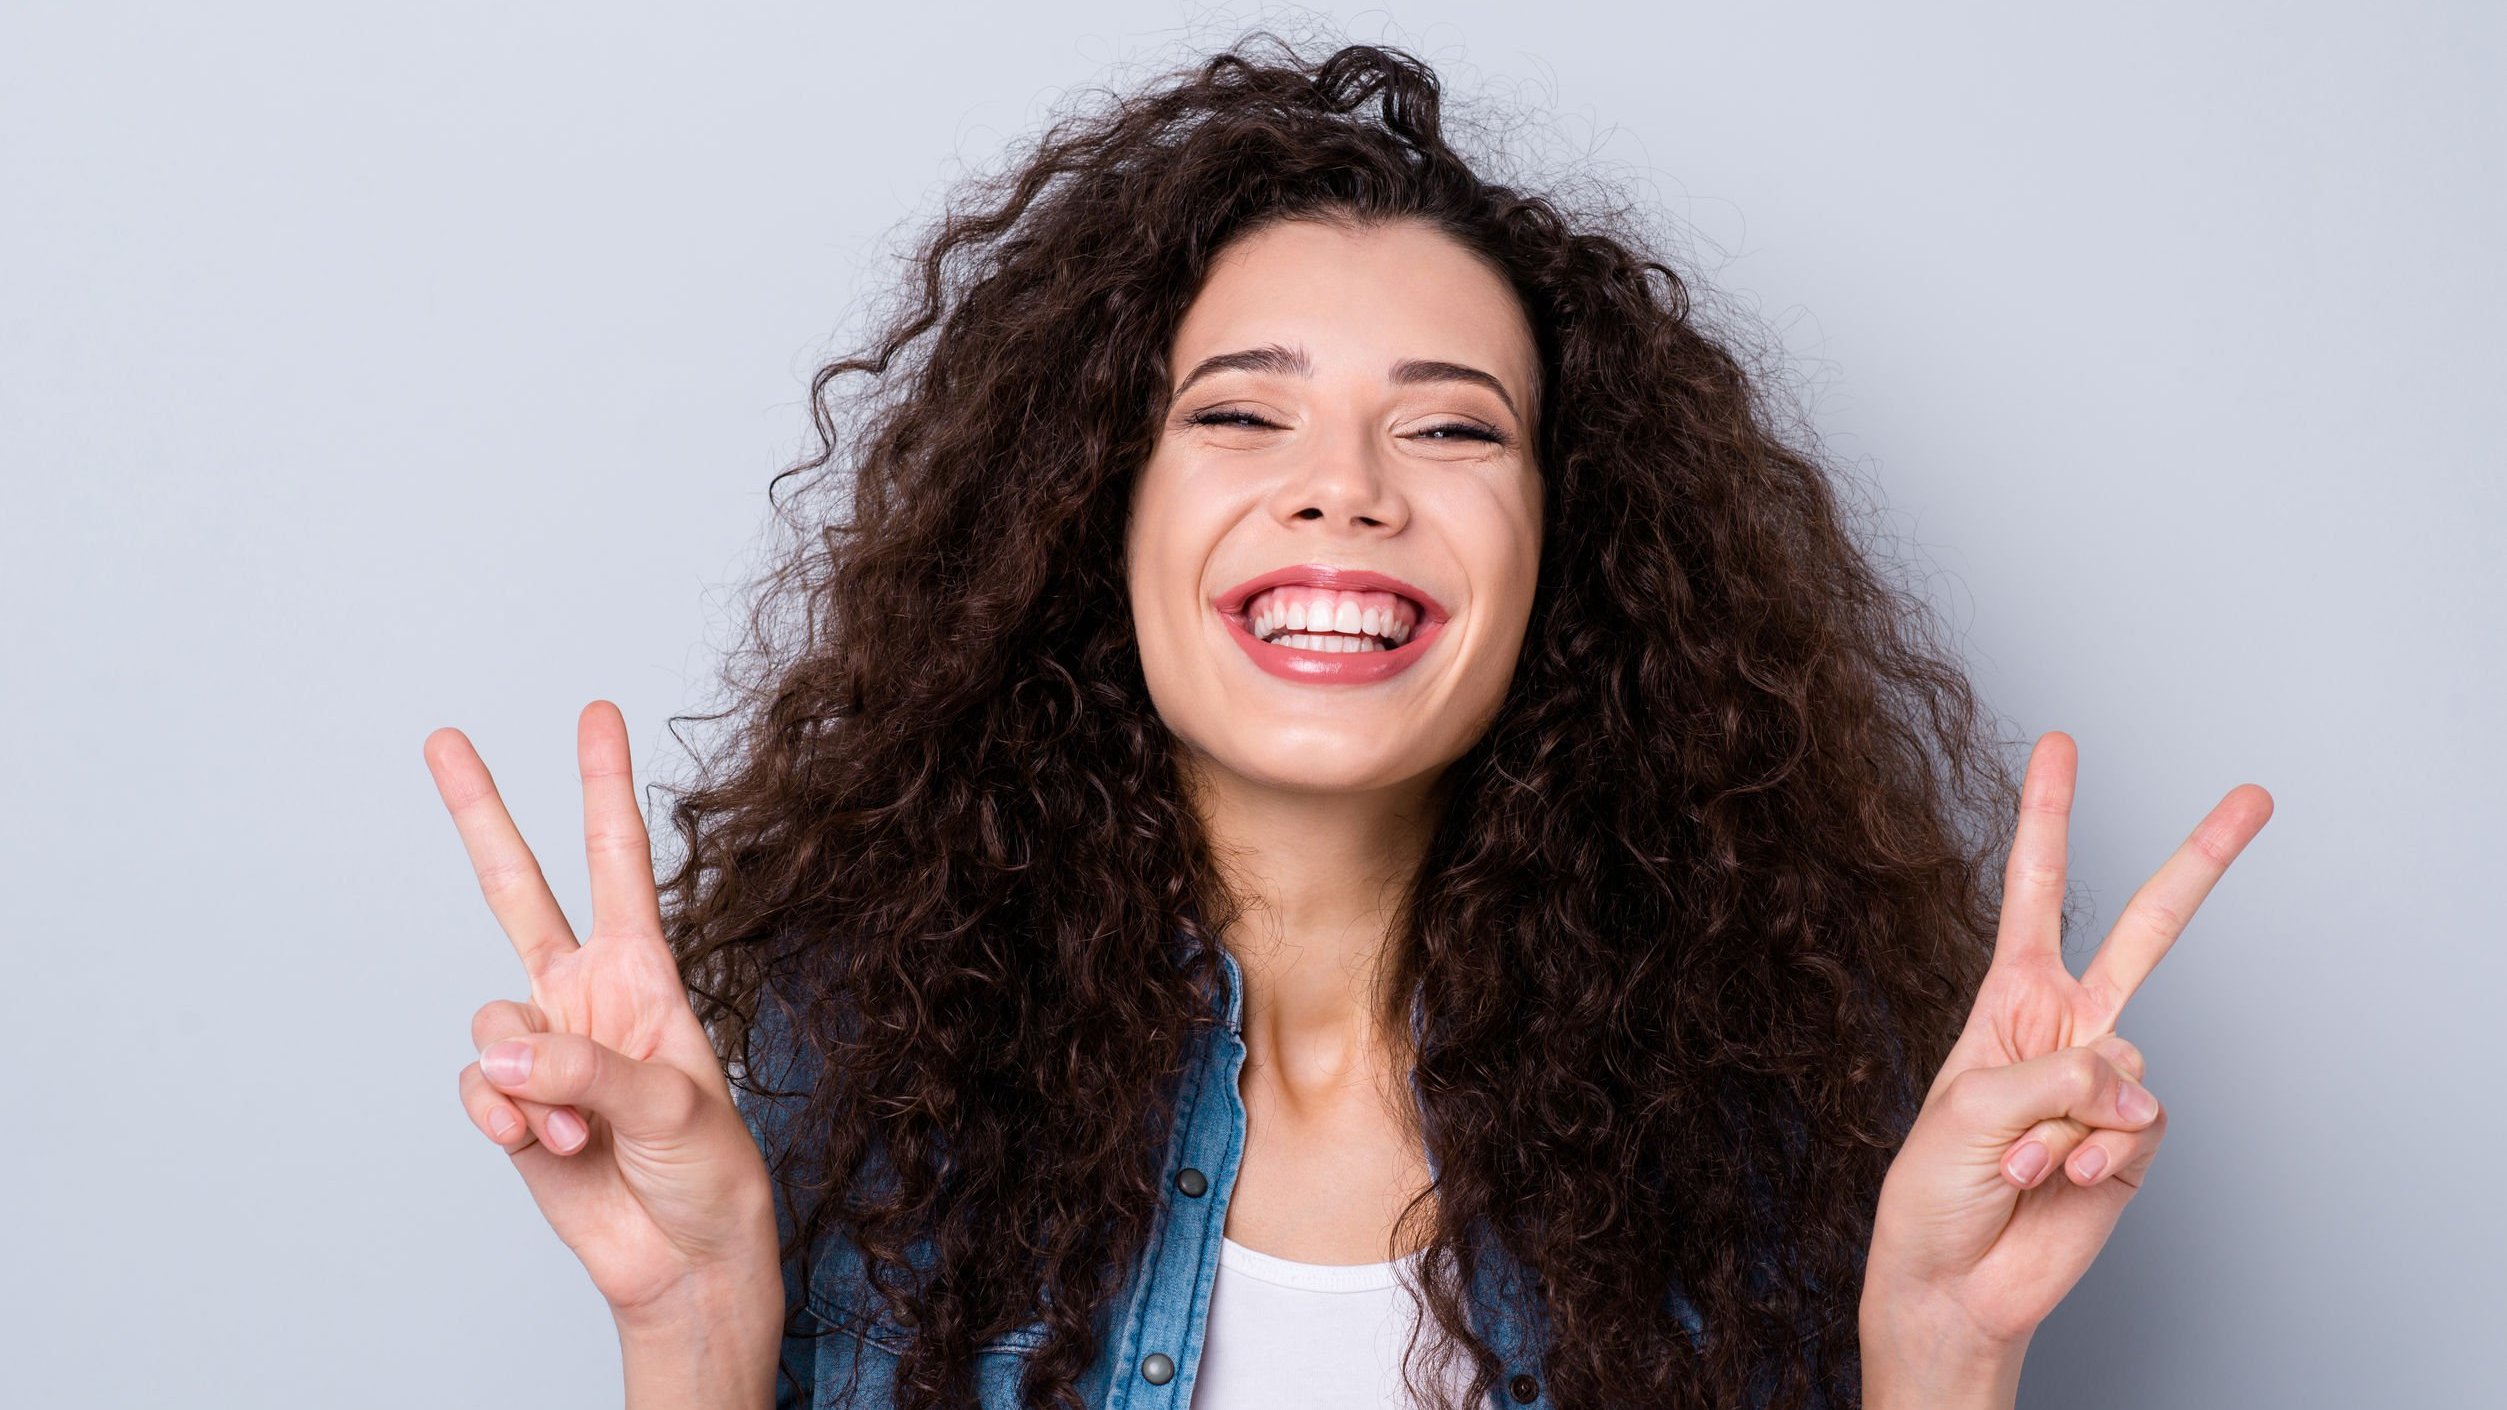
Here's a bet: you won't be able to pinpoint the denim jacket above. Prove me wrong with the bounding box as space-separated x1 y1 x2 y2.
735 946 1805 1409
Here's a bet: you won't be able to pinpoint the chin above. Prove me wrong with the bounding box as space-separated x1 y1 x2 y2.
1188 734 1428 796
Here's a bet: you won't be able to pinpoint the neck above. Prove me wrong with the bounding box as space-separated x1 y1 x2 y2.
1185 758 1439 1094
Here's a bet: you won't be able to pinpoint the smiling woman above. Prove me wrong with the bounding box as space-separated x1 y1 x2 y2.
1135 219 1537 723
431 30 2269 1410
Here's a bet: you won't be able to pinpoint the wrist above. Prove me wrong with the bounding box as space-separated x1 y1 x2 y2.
1859 1275 2030 1410
615 1262 786 1410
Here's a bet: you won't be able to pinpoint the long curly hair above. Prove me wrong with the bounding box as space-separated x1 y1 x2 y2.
659 32 2022 1410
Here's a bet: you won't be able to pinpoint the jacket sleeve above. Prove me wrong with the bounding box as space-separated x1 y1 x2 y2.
730 980 828 1410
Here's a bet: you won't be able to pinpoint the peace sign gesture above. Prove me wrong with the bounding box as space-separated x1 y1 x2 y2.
427 701 782 1343
1859 731 2274 1403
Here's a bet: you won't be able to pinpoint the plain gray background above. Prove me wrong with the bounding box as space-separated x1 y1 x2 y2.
3 2 2497 1405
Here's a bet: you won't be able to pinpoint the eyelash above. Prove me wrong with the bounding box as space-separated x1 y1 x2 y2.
1184 409 1511 446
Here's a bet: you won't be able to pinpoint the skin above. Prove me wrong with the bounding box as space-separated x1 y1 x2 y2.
1126 217 1544 1264
424 218 2274 1409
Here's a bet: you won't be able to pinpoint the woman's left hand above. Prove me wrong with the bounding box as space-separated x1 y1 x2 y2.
1859 731 2272 1405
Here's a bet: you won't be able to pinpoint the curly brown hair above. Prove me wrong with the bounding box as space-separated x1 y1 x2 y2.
658 32 2023 1410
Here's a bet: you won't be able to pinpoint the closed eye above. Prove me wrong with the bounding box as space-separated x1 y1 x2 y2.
1185 409 1282 430
1412 422 1507 444
1184 409 1510 446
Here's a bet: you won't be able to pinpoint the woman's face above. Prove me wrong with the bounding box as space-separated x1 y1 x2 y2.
1127 217 1543 796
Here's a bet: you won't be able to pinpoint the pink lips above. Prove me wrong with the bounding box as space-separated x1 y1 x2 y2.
1211 565 1451 685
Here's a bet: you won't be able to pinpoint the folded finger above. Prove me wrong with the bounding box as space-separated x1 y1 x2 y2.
470 1000 588 1154
2087 1035 2146 1082
1948 1044 2161 1147
2067 1099 2169 1187
477 1029 699 1144
460 1061 535 1150
463 1062 595 1155
2000 1037 2150 1188
2002 1115 2086 1189
470 997 547 1049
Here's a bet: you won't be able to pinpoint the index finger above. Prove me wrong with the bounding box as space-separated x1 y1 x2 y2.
2077 782 2275 1021
578 700 663 942
424 726 581 978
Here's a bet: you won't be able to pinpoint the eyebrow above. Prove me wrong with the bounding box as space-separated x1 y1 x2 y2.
1171 343 1520 419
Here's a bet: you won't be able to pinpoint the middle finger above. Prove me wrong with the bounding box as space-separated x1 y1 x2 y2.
577 701 664 943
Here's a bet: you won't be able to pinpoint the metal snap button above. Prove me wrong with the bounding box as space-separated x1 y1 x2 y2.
1141 1351 1176 1385
1174 1166 1209 1198
1508 1371 1539 1403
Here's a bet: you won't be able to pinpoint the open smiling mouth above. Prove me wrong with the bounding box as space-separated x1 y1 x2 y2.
1247 585 1416 651
1212 567 1450 684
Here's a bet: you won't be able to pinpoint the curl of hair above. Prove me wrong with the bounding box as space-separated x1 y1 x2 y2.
660 31 2022 1410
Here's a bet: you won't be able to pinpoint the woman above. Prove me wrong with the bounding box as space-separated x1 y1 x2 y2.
427 38 2270 1410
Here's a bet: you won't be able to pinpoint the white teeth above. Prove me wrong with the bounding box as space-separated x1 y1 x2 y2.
1238 586 1425 650
1249 617 1412 648
1267 632 1384 653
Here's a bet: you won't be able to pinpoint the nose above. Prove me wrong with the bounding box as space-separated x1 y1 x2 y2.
1269 437 1408 534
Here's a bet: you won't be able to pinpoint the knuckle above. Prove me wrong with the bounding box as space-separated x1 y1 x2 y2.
2062 1046 2105 1094
544 1034 597 1097
584 824 644 858
2006 857 2064 893
470 999 524 1049
656 1072 703 1129
457 1066 506 1130
2189 824 2240 867
2088 1034 2146 1082
472 856 545 899
1941 1069 1993 1123
2130 895 2191 944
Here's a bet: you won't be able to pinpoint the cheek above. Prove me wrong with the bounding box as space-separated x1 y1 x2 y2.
1430 475 1543 612
1454 483 1544 694
1125 463 1223 660
1496 476 1544 607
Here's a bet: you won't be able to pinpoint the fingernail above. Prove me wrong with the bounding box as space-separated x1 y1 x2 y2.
482 1040 531 1086
2074 1146 2110 1181
545 1108 587 1151
2007 1140 2050 1185
488 1108 517 1141
2117 1080 2156 1122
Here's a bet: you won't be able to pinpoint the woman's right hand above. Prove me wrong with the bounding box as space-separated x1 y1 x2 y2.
427 700 782 1333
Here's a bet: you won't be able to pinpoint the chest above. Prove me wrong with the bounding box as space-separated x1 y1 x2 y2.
1223 1056 1437 1264
772 988 1553 1409
1189 1235 1476 1410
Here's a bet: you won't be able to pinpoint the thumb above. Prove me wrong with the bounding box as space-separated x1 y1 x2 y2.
1938 1043 2161 1147
479 1032 702 1145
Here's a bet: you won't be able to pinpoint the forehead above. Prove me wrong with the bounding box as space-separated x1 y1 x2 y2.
1171 218 1537 406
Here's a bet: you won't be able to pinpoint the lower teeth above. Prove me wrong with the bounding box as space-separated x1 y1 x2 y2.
1265 632 1388 653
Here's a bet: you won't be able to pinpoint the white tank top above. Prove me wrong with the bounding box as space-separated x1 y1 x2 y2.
1188 1234 1476 1408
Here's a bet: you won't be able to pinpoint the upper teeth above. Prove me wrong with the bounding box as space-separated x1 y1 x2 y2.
1243 586 1420 647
